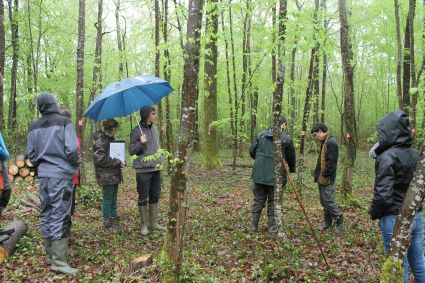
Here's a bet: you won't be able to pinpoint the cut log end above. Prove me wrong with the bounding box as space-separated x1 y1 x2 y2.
19 167 30 177
8 165 18 176
0 246 8 264
124 254 153 277
25 159 34 168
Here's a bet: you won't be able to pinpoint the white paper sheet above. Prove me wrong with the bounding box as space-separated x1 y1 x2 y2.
110 141 125 164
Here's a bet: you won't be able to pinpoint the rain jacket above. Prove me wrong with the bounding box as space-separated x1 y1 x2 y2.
249 128 296 186
93 131 122 187
26 92 79 179
129 106 164 173
369 110 420 220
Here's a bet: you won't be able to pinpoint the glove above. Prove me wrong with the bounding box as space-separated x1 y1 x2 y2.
369 206 382 220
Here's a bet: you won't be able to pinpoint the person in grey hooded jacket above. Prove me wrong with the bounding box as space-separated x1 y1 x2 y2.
27 92 79 275
129 106 165 236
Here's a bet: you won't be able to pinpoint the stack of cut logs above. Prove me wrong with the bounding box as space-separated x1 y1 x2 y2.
7 155 36 182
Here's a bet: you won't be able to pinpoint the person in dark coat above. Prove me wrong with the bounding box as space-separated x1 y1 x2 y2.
129 106 165 236
93 119 124 233
249 116 296 233
369 110 425 282
312 123 343 233
27 92 79 275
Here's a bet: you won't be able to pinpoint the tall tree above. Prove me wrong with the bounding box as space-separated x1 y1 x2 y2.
239 0 252 153
162 0 174 153
161 0 204 279
201 0 221 168
339 0 357 201
154 0 164 145
321 0 328 124
273 0 288 239
394 0 404 110
220 6 236 165
7 0 18 131
114 0 124 80
76 0 86 180
87 0 104 153
0 0 5 130
228 1 238 168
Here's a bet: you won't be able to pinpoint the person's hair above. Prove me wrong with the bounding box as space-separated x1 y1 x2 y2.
102 118 119 132
59 107 72 119
151 107 156 112
277 116 287 126
311 123 328 133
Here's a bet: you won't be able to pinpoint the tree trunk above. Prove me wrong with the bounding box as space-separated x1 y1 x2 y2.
339 0 357 201
161 0 204 280
250 88 258 143
87 0 104 155
0 0 4 130
220 10 235 164
201 0 221 168
154 0 164 147
76 0 86 182
394 0 404 110
321 0 328 124
312 45 321 125
228 3 238 168
407 0 416 127
172 0 185 50
289 45 297 136
162 0 174 153
381 142 425 281
7 0 18 131
239 0 252 154
115 0 124 80
273 0 288 240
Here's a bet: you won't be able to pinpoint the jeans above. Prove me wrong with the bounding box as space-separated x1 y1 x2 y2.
379 212 425 283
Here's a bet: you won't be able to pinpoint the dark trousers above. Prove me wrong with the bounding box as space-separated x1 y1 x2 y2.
252 183 275 217
0 161 12 212
318 184 341 218
136 171 161 206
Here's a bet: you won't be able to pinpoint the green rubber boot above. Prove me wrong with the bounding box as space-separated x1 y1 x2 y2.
138 205 149 236
43 238 52 265
149 203 165 231
50 238 78 275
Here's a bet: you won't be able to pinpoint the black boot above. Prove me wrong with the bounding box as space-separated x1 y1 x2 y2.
320 213 333 231
335 215 344 233
251 212 261 232
268 215 277 234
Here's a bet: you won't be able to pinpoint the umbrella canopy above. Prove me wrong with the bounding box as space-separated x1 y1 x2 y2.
84 75 173 121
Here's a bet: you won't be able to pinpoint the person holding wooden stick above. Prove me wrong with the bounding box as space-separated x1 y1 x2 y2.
27 92 79 275
249 116 296 233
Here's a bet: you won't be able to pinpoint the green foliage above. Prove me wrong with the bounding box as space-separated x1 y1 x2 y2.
381 257 403 283
77 184 102 206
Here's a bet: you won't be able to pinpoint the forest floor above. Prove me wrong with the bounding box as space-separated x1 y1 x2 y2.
0 149 389 282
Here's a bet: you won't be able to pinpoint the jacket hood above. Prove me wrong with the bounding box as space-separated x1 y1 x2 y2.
37 92 59 115
264 128 273 138
376 110 412 149
139 106 153 127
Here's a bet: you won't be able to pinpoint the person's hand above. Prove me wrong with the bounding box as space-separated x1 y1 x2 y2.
140 133 147 143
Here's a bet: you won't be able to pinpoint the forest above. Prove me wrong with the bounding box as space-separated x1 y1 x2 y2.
0 0 424 281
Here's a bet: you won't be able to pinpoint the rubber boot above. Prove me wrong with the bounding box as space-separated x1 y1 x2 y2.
104 218 113 229
138 206 149 236
268 215 277 234
43 238 52 265
335 215 344 233
50 238 78 275
149 203 165 231
111 217 123 234
251 212 261 232
320 213 333 231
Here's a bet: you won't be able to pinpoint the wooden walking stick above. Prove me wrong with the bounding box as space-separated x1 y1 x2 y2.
282 159 330 270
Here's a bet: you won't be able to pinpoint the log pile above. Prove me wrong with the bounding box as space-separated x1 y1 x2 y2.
8 155 36 183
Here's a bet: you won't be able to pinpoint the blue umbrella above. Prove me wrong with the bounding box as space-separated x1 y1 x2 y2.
84 75 173 121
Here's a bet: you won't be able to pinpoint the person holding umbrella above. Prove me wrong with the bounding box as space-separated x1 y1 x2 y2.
129 106 165 236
